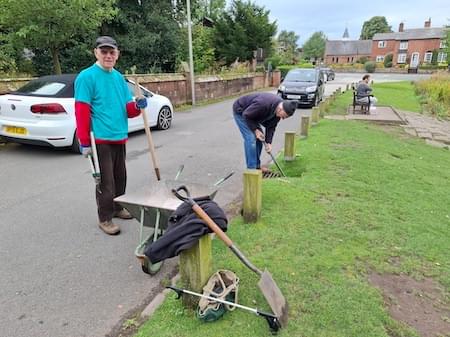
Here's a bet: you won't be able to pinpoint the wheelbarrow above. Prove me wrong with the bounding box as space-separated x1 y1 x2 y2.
114 169 233 275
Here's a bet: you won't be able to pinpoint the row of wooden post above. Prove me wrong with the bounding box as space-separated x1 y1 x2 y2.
178 85 348 308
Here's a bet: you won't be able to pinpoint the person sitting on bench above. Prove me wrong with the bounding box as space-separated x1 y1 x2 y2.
356 74 378 111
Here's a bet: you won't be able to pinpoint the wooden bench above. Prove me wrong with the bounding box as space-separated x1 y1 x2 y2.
352 84 370 114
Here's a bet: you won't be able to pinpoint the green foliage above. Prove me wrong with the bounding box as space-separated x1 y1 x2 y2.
276 30 299 65
415 72 450 118
105 0 181 74
0 0 117 74
360 16 392 40
192 25 216 73
383 53 393 68
213 0 277 65
302 31 327 60
364 61 376 73
445 27 450 63
264 55 281 70
0 33 17 74
357 56 369 64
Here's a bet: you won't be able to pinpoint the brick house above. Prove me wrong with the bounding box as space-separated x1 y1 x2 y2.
324 40 372 64
372 19 447 67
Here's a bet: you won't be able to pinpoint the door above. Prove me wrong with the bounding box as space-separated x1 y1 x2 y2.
410 52 420 68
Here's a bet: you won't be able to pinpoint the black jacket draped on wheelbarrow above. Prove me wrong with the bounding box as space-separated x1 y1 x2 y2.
144 199 228 264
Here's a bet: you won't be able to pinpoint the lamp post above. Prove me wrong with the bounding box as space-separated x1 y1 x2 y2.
186 0 196 105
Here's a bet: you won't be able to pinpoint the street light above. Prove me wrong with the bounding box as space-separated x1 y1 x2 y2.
186 0 196 105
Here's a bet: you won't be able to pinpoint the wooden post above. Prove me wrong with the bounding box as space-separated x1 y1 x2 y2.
284 131 296 161
312 107 319 124
243 169 262 223
179 234 212 308
346 83 349 91
318 101 325 118
300 115 309 138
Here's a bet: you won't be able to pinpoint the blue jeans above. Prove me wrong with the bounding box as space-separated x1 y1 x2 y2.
233 112 262 169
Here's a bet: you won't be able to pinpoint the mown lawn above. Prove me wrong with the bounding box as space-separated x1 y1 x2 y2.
328 81 422 115
135 119 450 337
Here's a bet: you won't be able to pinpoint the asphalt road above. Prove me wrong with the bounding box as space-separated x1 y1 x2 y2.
0 72 429 337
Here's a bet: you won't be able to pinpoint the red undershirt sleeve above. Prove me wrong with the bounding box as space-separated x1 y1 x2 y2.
126 101 141 118
75 101 91 146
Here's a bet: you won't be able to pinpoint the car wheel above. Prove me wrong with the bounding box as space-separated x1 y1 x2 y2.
71 132 81 154
157 106 172 130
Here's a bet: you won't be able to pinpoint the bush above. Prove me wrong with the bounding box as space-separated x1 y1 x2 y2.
358 56 369 64
264 55 281 70
384 54 393 68
415 72 450 118
364 61 376 73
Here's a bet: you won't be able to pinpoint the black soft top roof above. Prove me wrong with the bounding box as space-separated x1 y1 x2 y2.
13 74 78 98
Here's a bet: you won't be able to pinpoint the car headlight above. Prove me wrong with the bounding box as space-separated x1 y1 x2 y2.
306 86 317 92
278 85 285 92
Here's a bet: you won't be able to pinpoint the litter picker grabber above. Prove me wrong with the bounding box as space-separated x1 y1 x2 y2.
134 76 161 181
263 141 286 177
88 131 101 194
171 186 289 328
167 285 281 334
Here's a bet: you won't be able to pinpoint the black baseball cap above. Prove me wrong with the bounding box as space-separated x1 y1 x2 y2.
95 36 118 49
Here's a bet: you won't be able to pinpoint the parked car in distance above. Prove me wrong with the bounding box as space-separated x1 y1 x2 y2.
320 67 335 81
0 74 173 153
277 68 325 107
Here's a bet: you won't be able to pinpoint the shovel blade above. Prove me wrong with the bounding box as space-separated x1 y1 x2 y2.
258 269 289 328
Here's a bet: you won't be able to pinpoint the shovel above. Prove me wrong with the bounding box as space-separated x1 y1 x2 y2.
171 186 289 328
263 141 286 177
167 285 281 334
134 76 161 181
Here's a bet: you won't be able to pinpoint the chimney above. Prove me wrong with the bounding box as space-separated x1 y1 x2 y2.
424 18 431 28
399 22 404 32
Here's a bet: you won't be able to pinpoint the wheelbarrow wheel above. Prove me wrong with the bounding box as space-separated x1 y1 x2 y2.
141 256 164 275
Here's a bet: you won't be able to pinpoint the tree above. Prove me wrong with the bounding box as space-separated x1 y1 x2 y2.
103 0 181 73
213 0 277 65
277 30 299 64
360 16 392 40
302 31 327 61
0 0 116 74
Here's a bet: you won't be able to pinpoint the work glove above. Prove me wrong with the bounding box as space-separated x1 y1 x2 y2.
264 142 272 153
80 146 92 158
135 97 148 110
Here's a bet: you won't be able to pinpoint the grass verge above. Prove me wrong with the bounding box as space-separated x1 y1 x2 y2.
135 119 450 337
327 81 422 115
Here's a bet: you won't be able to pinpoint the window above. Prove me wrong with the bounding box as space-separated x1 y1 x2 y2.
376 55 385 62
424 52 433 63
399 41 408 50
440 40 446 49
437 52 447 63
378 41 386 48
397 53 407 64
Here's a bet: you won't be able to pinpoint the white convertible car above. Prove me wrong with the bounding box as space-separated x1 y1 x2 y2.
0 74 173 152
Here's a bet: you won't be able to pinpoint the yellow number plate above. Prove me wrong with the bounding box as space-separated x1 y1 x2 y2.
4 125 27 135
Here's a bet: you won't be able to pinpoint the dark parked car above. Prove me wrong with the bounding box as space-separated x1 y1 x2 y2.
277 68 325 107
320 67 335 81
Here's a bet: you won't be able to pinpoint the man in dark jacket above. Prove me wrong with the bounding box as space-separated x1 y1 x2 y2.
233 93 297 170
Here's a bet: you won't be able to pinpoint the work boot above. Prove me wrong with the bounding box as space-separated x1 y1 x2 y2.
113 208 133 220
98 220 120 235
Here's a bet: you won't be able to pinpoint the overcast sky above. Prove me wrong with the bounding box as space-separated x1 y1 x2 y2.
228 0 450 45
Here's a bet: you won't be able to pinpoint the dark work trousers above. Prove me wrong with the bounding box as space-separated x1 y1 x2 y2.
95 144 127 222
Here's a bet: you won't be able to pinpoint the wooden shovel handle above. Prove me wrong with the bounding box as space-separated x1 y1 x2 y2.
134 76 161 181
